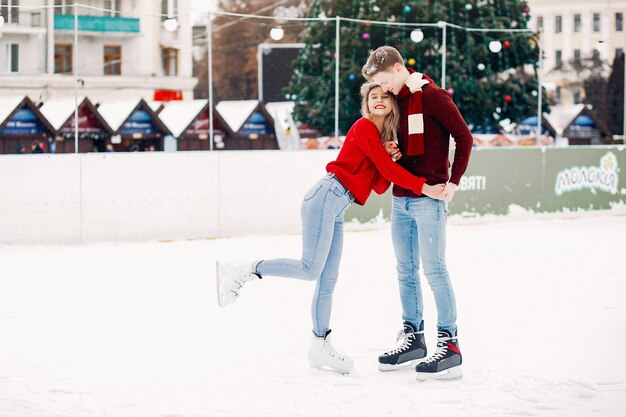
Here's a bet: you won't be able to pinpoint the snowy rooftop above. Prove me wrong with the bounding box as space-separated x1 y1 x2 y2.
96 99 143 131
545 104 585 136
158 100 207 137
0 96 25 125
216 100 259 132
39 97 86 130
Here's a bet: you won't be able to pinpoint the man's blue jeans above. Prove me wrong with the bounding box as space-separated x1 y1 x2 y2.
391 196 457 335
256 174 353 337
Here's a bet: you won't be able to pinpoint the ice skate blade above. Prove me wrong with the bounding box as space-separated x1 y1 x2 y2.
309 362 353 375
378 358 423 372
416 366 462 381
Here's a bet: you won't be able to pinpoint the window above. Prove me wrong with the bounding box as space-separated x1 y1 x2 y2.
161 0 178 21
54 0 73 15
574 49 581 63
31 11 41 26
555 87 561 104
593 13 600 32
592 49 600 61
555 15 562 33
573 86 581 105
103 45 121 75
54 43 72 74
161 47 178 76
617 13 623 32
555 50 562 68
103 0 121 17
617 48 624 58
537 16 543 31
1 43 19 72
1 0 19 24
574 14 581 32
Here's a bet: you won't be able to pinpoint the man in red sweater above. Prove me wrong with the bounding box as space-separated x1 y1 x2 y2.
362 46 472 380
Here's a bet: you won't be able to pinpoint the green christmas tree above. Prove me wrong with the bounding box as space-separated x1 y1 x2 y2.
285 0 549 135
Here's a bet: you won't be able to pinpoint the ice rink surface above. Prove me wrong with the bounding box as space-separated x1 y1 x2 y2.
1 213 625 417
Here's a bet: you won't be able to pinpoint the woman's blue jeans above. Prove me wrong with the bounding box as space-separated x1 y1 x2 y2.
391 196 457 335
256 174 353 337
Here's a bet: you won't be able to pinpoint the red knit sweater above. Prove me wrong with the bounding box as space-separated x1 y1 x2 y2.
326 117 427 206
393 83 473 198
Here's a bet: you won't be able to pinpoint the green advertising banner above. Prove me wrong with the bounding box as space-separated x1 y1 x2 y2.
346 146 625 222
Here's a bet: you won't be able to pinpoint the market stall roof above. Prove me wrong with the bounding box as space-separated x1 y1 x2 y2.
40 97 112 133
97 99 170 135
0 96 56 135
215 100 260 133
543 104 585 136
0 96 26 126
159 100 208 138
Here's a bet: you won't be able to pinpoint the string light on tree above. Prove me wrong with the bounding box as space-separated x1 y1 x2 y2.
403 5 412 13
505 95 512 103
270 26 284 41
361 32 370 40
410 29 424 43
489 40 503 53
503 40 511 48
348 73 356 81
477 63 486 71
407 58 416 66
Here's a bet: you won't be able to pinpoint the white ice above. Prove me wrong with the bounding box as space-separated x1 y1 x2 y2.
1 214 625 417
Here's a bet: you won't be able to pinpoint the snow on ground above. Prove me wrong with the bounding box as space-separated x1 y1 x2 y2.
1 214 625 417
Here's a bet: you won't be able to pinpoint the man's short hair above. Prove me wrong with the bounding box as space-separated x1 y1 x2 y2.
362 46 404 81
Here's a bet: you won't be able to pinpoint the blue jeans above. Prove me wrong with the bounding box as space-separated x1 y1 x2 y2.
391 196 457 335
256 174 354 337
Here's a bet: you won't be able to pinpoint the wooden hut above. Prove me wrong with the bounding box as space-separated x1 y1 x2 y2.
159 100 227 151
97 99 171 151
39 97 114 153
215 100 278 150
0 96 56 154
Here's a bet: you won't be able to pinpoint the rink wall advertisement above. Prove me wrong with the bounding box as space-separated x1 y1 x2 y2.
0 146 624 244
347 146 626 221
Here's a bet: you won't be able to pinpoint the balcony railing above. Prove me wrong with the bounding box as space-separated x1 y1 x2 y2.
0 10 45 27
54 15 140 33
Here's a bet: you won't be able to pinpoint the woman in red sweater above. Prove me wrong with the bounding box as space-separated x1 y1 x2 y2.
217 83 446 374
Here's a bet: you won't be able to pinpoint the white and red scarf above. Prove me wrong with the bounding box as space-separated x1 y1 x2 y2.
397 68 431 156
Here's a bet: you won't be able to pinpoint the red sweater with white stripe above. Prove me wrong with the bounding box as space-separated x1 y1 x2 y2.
393 83 473 197
326 117 427 206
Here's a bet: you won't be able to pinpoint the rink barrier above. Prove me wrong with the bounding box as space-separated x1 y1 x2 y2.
0 146 624 244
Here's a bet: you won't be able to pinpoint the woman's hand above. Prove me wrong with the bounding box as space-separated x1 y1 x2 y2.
421 183 446 200
383 141 402 162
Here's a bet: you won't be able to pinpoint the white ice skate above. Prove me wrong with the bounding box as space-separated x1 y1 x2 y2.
308 330 354 374
216 261 260 307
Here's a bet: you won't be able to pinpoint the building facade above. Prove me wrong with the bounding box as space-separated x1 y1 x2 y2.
0 0 196 102
527 0 626 106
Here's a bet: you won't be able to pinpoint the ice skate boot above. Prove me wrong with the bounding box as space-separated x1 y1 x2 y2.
378 322 427 371
216 260 261 307
415 329 462 381
308 330 354 374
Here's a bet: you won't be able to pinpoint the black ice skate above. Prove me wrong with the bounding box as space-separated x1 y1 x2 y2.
415 329 462 381
378 322 427 371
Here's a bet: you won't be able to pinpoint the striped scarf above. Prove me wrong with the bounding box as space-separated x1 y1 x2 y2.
397 68 431 156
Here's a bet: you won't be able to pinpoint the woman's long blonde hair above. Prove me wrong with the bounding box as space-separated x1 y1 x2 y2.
360 82 400 143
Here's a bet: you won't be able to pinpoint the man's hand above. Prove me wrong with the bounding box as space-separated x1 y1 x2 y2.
383 141 402 162
441 183 457 202
421 183 446 200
